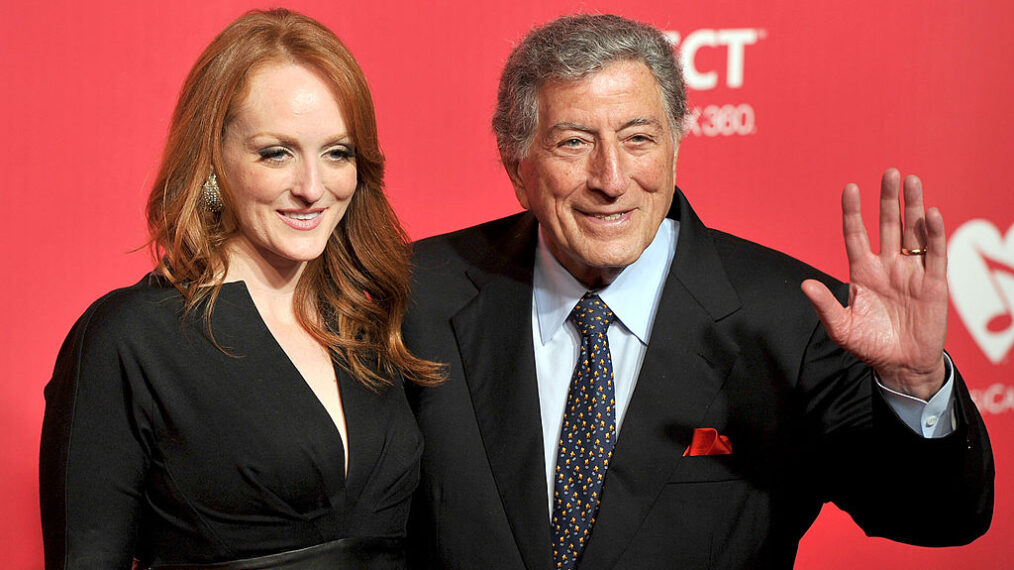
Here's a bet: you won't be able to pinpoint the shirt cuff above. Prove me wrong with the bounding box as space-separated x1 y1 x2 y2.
875 353 956 438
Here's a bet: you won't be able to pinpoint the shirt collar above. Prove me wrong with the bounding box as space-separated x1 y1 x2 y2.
533 218 678 346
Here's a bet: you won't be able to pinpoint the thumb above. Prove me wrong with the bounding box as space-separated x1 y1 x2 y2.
801 279 849 343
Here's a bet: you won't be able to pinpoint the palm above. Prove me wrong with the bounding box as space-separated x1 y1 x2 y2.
802 169 948 399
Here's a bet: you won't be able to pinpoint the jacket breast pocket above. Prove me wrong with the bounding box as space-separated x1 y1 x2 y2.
666 454 743 483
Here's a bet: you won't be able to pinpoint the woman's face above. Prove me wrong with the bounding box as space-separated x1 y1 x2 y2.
221 62 357 277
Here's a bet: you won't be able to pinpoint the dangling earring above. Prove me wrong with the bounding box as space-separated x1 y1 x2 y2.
201 171 223 213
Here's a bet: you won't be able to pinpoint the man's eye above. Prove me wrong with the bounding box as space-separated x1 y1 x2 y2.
561 138 584 147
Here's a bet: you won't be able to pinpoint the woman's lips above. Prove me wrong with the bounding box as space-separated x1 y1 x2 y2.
277 209 324 230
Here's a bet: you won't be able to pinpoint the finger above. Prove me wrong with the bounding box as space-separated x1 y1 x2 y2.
902 174 927 251
924 206 947 278
879 168 902 255
842 183 871 265
801 279 849 345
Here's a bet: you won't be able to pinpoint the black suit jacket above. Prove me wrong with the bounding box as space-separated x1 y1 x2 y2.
403 188 993 569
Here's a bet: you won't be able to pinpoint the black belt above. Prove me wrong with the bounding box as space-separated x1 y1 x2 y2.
146 537 406 569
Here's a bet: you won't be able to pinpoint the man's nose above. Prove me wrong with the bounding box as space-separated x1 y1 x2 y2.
587 142 627 197
291 159 324 203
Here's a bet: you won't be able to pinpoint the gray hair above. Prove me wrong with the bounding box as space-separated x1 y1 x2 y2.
492 14 687 166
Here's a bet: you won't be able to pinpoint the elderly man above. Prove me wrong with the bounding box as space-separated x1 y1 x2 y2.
404 14 993 570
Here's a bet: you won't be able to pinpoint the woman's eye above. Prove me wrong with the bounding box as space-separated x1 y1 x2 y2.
258 148 290 162
327 147 354 161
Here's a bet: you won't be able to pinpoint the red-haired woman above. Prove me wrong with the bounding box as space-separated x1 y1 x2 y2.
40 9 441 569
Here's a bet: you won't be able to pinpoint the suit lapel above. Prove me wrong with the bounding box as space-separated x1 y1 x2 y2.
581 189 743 569
450 214 555 570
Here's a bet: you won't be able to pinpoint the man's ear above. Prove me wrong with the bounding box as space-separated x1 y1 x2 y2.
503 156 531 210
671 140 681 181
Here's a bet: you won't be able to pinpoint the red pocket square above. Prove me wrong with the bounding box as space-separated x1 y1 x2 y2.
683 428 733 457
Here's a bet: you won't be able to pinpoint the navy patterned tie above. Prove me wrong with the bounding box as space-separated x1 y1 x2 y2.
552 293 617 569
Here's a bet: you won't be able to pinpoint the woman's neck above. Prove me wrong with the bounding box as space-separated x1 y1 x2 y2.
222 242 308 324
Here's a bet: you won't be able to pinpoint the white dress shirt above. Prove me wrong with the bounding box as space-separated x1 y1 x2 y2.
532 219 678 510
530 218 955 511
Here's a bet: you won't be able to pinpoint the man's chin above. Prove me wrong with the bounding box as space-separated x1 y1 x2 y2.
564 252 643 288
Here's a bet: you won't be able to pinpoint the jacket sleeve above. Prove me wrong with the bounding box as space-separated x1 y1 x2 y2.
40 300 151 569
796 291 994 547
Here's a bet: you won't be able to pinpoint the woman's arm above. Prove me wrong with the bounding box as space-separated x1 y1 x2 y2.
41 298 150 569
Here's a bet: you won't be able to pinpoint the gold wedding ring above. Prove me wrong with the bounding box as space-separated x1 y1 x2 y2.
900 248 928 256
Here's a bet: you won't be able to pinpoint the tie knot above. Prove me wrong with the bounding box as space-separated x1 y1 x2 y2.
570 293 615 337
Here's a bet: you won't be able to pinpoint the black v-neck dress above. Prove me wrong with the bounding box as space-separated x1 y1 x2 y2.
40 275 422 568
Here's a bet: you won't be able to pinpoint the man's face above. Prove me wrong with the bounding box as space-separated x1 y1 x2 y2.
510 59 679 288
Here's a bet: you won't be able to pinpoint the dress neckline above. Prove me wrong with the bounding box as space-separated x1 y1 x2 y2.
216 279 350 483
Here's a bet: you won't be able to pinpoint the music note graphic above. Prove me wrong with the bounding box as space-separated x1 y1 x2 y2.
979 252 1014 334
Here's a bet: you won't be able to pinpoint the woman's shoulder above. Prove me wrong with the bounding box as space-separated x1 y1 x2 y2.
67 273 184 345
47 274 185 397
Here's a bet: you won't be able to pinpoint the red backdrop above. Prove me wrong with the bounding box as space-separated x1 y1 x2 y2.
3 1 1011 567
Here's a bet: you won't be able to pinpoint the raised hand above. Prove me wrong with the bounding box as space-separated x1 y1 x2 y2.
801 169 948 400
